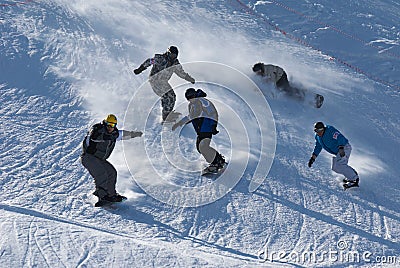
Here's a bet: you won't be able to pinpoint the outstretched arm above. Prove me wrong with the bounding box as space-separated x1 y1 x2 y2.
308 138 322 167
312 139 322 157
172 116 190 131
173 63 195 83
134 58 154 74
118 130 143 140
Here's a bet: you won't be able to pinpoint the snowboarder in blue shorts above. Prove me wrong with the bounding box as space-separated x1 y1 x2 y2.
308 122 359 189
172 88 226 174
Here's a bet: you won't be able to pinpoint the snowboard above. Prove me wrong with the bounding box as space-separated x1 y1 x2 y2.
94 196 127 208
314 94 324 108
302 92 324 108
342 178 359 190
267 86 324 108
201 163 227 176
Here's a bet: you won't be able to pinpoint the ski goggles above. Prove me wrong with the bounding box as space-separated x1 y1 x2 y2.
314 128 324 133
105 122 117 128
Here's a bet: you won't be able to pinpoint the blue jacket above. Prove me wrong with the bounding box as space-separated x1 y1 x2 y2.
312 125 348 156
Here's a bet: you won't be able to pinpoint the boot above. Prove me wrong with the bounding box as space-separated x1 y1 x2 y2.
94 194 126 207
202 163 220 174
202 153 226 174
343 178 359 189
213 153 226 169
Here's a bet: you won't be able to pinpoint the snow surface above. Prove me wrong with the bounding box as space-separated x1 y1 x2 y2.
1 0 400 267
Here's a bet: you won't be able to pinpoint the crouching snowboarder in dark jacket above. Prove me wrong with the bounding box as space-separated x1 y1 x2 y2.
252 62 324 108
172 88 226 174
81 114 143 207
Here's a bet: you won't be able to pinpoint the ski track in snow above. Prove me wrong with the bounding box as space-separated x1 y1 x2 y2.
1 0 400 267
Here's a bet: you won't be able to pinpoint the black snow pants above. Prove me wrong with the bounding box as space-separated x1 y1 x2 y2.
81 153 117 198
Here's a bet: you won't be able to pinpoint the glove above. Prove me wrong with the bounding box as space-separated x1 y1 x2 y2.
172 122 182 131
186 75 195 84
338 146 345 157
130 131 143 138
171 123 179 131
134 65 145 75
308 156 315 168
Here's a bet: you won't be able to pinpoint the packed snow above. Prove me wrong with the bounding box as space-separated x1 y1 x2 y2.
1 0 399 267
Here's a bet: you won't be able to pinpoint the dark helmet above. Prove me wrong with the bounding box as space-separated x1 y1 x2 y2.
168 46 178 56
252 62 264 73
314 121 325 132
185 88 197 100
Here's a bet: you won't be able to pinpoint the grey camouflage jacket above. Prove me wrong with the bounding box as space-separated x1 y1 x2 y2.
141 53 194 83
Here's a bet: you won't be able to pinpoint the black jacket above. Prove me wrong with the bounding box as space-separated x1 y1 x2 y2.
82 122 119 160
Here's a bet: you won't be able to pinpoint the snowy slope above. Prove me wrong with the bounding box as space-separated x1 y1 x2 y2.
1 0 400 267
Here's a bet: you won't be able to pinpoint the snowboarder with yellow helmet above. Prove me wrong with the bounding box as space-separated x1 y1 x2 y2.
81 114 143 207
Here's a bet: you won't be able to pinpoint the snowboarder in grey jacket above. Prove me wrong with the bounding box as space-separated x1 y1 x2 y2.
134 46 195 122
308 122 359 188
252 62 324 108
81 114 143 206
172 88 226 174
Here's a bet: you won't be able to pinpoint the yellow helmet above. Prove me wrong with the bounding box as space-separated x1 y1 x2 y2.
105 114 117 124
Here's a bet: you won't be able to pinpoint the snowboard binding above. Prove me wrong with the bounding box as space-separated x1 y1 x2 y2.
342 178 359 190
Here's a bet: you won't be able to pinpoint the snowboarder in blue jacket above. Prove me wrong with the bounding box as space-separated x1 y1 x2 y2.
172 88 226 174
308 122 359 187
